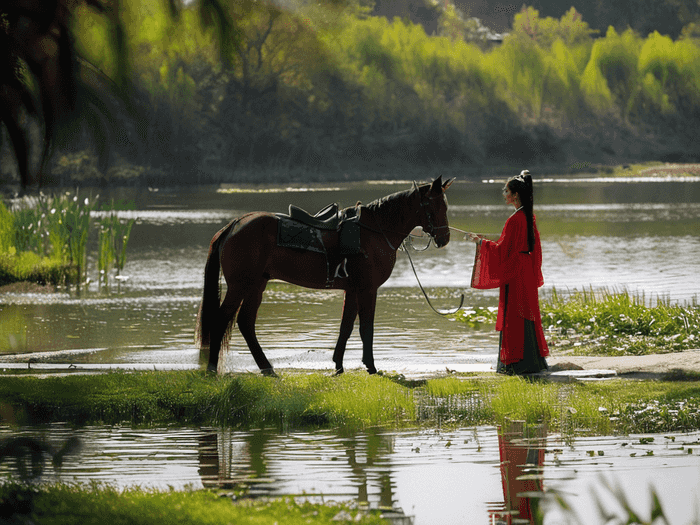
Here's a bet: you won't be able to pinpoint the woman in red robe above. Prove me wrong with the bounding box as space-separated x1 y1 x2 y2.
467 170 549 374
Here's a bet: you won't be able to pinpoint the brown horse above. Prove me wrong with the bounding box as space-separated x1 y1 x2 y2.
195 176 454 375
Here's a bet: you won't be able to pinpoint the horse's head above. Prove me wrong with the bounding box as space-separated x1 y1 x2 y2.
416 176 454 248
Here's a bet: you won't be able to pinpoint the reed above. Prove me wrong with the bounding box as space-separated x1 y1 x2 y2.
97 200 136 289
1 193 135 288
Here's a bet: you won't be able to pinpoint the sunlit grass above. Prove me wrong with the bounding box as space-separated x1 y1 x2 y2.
3 371 699 435
0 483 387 525
0 193 135 288
454 288 700 356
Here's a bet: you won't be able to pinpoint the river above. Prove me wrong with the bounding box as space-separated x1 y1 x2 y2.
2 175 699 374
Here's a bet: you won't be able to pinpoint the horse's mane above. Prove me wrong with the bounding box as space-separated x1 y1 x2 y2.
364 187 419 224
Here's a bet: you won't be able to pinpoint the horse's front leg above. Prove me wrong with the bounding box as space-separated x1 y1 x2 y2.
357 290 378 374
333 290 358 375
208 290 243 373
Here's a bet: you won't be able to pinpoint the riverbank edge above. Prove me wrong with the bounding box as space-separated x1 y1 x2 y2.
3 161 700 195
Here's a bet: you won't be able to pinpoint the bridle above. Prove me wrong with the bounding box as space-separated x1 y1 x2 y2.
412 181 450 250
403 182 464 316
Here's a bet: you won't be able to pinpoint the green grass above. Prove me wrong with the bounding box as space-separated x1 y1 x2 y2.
0 371 415 430
0 194 135 288
2 371 699 435
0 483 387 525
542 288 700 356
455 288 700 356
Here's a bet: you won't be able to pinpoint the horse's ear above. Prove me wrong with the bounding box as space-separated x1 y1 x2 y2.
442 177 455 192
430 176 443 193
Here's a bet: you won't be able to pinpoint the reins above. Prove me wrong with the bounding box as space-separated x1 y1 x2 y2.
361 185 466 316
401 239 465 316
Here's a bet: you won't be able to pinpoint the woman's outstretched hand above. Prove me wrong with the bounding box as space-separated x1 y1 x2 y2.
466 232 482 245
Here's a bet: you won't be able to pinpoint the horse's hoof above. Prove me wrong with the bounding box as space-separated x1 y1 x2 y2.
334 368 344 376
366 367 377 375
261 368 278 378
206 365 218 374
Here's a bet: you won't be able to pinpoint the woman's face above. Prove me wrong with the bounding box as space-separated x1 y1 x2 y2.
503 184 519 207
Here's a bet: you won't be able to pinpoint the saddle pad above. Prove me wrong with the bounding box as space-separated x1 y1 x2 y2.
277 218 325 254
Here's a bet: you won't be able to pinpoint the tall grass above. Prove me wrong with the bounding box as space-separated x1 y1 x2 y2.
542 288 700 355
1 193 135 288
96 201 135 289
454 288 700 356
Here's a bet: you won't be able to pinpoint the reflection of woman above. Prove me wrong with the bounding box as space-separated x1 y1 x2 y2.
467 170 549 374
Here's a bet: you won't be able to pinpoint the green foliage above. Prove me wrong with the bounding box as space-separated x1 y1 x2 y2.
1 194 134 287
511 7 597 49
540 288 700 355
581 27 643 115
3 371 700 436
0 484 387 525
97 201 135 288
10 0 700 184
0 200 14 254
453 289 700 357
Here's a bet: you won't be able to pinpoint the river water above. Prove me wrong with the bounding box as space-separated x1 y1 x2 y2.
1 423 698 524
1 175 700 523
1 175 699 374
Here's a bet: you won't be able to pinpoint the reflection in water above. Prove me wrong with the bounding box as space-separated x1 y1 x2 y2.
197 429 398 508
490 420 546 525
2 424 700 524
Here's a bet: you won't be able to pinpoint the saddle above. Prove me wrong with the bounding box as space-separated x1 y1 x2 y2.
287 203 340 230
276 203 362 286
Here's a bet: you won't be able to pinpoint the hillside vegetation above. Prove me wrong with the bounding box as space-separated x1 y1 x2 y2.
2 0 700 186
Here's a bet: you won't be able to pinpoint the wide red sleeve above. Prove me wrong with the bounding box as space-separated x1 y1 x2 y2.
470 212 526 290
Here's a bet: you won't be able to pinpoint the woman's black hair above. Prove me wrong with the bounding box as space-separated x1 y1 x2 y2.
506 170 535 252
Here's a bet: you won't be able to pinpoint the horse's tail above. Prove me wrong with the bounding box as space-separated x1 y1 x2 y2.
195 220 235 350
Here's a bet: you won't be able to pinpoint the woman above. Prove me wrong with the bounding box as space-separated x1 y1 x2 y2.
467 170 549 374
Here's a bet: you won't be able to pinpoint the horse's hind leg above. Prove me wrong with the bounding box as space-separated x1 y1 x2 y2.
333 290 358 375
238 279 276 376
357 290 378 374
208 289 243 373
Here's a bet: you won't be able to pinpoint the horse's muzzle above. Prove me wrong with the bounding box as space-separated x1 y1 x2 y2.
433 232 450 248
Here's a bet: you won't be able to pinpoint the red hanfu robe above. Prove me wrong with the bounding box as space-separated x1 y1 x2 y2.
471 209 549 365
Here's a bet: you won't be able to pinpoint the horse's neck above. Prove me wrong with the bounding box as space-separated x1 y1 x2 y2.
371 194 420 245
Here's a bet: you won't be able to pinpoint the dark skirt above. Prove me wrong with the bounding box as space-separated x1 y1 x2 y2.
497 318 549 375
497 284 549 375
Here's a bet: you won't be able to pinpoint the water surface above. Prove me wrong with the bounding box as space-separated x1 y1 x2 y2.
1 424 698 525
1 177 699 373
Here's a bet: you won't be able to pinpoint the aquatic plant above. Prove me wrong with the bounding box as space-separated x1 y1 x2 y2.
547 475 700 525
96 200 136 289
1 193 136 288
454 288 700 356
541 287 700 355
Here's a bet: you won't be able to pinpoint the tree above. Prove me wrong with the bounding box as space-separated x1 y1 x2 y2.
0 0 238 191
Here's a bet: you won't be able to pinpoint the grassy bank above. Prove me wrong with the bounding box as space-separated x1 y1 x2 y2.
455 288 700 356
1 370 699 435
0 483 387 525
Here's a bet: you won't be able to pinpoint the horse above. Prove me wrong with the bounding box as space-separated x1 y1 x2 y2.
195 176 454 375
